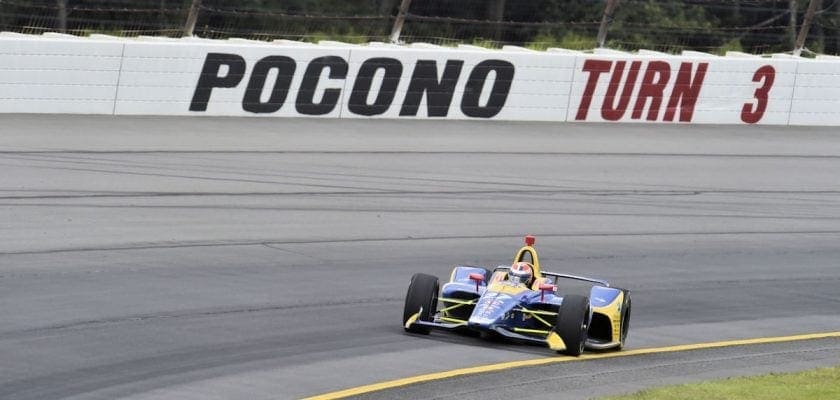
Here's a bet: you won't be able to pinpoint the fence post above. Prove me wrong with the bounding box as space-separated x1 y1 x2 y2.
159 0 167 30
389 0 412 44
183 0 202 37
56 0 67 33
379 0 398 15
597 0 620 48
788 0 797 49
488 0 507 42
793 0 818 56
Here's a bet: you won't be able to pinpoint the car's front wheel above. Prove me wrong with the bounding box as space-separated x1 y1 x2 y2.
618 293 631 350
403 273 439 334
554 294 590 356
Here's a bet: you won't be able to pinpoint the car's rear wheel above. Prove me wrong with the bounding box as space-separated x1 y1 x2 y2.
403 273 439 334
618 293 631 350
554 294 590 356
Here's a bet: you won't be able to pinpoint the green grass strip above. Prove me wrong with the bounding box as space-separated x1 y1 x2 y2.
601 366 840 400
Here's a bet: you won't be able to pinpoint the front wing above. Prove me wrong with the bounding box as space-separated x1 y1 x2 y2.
405 289 628 352
404 301 571 352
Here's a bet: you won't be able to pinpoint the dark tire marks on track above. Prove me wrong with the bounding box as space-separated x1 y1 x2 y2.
0 116 839 399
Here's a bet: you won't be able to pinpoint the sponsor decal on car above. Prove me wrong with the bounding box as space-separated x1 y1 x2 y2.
475 294 511 319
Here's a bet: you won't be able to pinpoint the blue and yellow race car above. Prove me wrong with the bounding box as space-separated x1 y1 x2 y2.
403 235 631 355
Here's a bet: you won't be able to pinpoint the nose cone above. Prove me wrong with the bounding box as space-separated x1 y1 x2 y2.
468 291 515 328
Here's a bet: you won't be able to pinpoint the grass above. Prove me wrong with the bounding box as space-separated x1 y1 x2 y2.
524 32 598 51
600 366 840 400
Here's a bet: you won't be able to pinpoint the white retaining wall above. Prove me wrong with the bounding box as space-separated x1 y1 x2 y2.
2 33 840 126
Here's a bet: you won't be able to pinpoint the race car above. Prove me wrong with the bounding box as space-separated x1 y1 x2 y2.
402 235 631 355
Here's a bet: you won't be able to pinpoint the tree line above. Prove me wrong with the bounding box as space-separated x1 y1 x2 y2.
1 1 837 54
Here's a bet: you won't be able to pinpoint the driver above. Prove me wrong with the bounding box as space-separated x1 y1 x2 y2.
508 262 533 287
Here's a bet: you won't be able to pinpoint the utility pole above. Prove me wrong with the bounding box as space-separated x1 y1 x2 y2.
597 0 620 48
389 0 412 44
183 0 202 37
56 0 67 33
794 0 819 56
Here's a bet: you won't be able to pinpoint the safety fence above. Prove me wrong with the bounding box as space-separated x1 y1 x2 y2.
1 33 839 125
2 1 840 55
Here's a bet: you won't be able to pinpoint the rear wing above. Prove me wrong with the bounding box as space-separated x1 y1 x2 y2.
492 266 610 287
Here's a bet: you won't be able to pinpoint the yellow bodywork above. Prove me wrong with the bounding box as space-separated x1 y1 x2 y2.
404 312 420 329
592 291 624 343
517 306 557 328
485 281 530 296
513 245 543 279
545 331 567 351
439 297 476 321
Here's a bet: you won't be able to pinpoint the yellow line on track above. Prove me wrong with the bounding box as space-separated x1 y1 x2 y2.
302 331 840 400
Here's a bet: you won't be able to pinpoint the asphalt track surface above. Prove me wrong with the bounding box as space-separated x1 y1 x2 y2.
1 115 839 399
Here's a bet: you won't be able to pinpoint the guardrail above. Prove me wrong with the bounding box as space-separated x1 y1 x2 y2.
2 32 839 126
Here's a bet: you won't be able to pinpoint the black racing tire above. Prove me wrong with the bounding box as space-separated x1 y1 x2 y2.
618 293 631 350
554 294 590 356
403 273 439 335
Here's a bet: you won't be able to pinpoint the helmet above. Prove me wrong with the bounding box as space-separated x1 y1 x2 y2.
509 262 533 286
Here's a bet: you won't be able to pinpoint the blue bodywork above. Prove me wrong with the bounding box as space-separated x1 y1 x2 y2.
444 266 563 332
418 265 624 348
590 285 621 308
404 236 631 353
